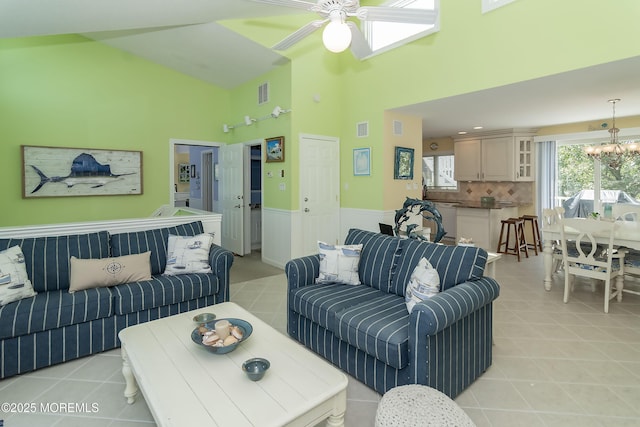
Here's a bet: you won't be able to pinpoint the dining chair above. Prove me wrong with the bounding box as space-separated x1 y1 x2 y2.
611 204 640 297
559 218 625 313
542 208 564 273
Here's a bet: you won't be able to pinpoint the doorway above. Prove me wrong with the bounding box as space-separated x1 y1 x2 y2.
245 143 263 253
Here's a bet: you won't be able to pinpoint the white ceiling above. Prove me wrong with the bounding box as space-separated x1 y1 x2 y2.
2 0 640 138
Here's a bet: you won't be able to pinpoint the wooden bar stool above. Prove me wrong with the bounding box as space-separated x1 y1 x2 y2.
521 214 543 255
496 217 529 261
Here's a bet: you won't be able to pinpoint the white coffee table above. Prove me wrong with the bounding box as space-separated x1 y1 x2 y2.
119 302 348 427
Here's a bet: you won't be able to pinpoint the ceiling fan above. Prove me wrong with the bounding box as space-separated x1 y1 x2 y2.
249 0 438 59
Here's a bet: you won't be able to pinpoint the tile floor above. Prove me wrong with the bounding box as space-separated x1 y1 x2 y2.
2 252 640 426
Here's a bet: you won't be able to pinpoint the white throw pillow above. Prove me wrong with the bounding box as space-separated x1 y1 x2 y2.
0 245 37 306
405 257 440 313
316 241 363 286
164 233 214 276
69 252 152 293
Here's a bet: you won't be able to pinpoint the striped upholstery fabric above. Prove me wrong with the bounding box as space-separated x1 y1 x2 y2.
290 283 381 330
344 229 402 292
0 287 113 340
286 228 501 398
0 221 233 380
395 239 487 293
0 231 110 292
110 221 204 275
112 274 218 315
335 293 409 369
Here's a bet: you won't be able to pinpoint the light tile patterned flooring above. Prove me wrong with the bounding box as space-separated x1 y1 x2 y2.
2 253 640 426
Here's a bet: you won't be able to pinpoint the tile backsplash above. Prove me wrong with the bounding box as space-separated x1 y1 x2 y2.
428 181 534 205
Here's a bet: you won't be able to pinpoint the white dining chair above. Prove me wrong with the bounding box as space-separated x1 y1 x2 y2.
611 204 640 297
559 218 625 313
542 208 564 273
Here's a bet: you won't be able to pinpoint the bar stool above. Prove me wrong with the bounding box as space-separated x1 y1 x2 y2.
521 214 543 255
496 217 529 261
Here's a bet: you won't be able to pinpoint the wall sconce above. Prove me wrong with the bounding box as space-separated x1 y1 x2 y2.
244 115 256 126
224 107 292 132
223 124 234 133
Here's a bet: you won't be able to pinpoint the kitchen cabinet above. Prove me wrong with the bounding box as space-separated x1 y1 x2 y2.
454 132 535 182
433 202 457 242
456 206 518 251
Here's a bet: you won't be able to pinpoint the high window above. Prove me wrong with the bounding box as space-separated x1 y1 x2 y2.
364 0 440 56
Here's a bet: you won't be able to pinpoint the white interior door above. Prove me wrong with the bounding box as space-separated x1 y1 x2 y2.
300 134 340 256
220 143 244 255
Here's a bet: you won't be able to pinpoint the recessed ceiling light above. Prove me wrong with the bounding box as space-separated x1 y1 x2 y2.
473 126 483 130
458 131 468 135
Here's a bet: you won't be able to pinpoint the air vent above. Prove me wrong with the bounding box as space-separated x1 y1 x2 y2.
258 82 269 105
393 120 403 136
356 121 369 138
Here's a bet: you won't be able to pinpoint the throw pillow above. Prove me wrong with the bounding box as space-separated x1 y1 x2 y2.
163 233 214 276
69 252 152 293
317 241 363 286
405 257 440 313
0 245 37 306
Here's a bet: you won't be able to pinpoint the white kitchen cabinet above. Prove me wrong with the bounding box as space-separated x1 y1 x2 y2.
514 135 534 181
454 131 535 182
453 139 482 181
456 206 518 251
433 202 457 241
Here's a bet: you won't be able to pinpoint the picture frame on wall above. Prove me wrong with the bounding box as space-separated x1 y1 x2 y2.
394 146 414 180
178 163 190 183
22 145 143 198
265 136 285 162
353 147 370 176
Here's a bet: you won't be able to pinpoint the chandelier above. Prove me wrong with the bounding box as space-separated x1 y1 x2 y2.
584 99 640 169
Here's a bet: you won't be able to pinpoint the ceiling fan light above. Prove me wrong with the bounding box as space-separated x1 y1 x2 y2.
322 21 352 53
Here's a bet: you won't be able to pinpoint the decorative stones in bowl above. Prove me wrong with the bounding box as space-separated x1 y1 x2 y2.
191 318 253 354
192 312 216 324
242 358 270 381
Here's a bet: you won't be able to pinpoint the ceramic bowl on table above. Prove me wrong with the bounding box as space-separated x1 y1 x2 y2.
242 358 270 381
191 318 253 354
192 312 216 324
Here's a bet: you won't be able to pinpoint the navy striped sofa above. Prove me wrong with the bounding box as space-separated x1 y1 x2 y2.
0 220 233 379
285 228 500 398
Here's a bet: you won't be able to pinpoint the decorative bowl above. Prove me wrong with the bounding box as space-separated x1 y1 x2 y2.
242 358 270 381
192 312 216 324
191 318 252 355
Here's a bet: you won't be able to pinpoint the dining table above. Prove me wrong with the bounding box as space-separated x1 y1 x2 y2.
542 218 640 290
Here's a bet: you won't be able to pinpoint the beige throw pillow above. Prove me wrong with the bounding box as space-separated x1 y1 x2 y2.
69 252 152 293
0 245 37 306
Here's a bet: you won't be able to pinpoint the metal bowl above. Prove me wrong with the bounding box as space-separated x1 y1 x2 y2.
192 312 216 324
191 318 252 355
242 358 270 381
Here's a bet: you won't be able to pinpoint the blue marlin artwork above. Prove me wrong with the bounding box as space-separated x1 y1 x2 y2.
29 153 135 194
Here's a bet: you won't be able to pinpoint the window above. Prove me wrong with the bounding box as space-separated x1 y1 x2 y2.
481 0 518 14
363 0 440 56
557 138 640 217
423 154 457 190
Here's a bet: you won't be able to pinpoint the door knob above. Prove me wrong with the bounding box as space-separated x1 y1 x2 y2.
304 208 310 212
234 204 241 208
237 195 242 199
304 197 309 202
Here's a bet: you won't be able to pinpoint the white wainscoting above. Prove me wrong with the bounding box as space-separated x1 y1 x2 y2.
262 207 293 269
0 211 222 246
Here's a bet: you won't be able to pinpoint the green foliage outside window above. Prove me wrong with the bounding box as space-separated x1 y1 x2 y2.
558 144 640 199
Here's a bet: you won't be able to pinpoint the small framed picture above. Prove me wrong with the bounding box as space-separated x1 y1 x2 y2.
353 147 370 176
265 136 285 162
394 146 414 180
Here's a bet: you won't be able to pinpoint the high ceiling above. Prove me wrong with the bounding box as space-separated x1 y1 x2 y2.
2 0 640 139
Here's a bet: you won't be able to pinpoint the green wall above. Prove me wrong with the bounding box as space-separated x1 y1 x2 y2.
0 35 230 226
3 0 640 227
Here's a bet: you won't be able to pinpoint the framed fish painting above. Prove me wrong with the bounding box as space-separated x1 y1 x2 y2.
21 146 143 198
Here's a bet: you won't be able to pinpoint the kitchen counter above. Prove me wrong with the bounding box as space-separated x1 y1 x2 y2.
426 199 528 209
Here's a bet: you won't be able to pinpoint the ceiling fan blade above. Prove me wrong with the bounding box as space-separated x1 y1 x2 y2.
346 22 372 60
355 7 438 25
248 0 316 11
273 20 326 51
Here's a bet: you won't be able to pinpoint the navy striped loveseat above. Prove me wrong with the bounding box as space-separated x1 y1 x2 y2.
0 220 233 379
285 228 500 398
